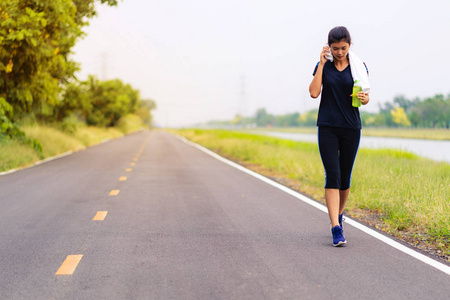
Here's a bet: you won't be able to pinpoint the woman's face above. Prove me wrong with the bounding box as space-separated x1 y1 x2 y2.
329 40 350 62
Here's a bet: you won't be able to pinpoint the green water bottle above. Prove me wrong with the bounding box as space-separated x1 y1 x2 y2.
352 80 362 108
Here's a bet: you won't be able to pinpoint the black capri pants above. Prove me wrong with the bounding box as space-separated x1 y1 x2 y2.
318 126 361 190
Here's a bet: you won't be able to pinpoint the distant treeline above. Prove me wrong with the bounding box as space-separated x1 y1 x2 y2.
0 0 156 152
207 94 450 128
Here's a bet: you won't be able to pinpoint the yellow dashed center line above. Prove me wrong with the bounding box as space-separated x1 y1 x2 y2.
54 144 150 278
93 211 108 221
109 190 120 196
55 255 83 275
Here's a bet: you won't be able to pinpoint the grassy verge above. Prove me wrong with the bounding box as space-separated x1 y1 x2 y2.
73 125 124 147
0 114 145 173
0 139 41 172
171 128 450 260
248 127 450 140
21 125 87 158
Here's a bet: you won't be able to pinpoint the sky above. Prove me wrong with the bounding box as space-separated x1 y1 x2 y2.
72 0 450 127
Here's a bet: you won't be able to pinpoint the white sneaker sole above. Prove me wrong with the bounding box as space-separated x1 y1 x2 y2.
333 240 347 247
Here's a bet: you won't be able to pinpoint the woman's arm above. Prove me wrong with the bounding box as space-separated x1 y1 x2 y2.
309 63 324 98
309 46 329 98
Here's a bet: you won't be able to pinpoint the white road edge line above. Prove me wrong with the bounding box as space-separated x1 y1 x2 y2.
0 130 150 177
175 134 450 276
0 129 148 177
0 151 73 176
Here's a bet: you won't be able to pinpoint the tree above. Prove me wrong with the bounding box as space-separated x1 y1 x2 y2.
64 76 143 127
374 102 395 127
57 76 156 128
390 106 411 127
298 109 317 126
255 108 275 127
135 99 157 126
231 114 243 126
408 94 449 128
55 79 92 122
276 112 300 127
0 0 117 136
360 111 377 127
393 95 419 113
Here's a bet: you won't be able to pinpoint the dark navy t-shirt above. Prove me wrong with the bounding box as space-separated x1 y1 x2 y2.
313 60 362 129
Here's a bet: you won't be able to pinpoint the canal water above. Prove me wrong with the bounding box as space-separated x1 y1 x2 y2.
255 131 450 164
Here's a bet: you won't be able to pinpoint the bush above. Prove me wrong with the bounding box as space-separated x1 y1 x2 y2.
116 114 144 134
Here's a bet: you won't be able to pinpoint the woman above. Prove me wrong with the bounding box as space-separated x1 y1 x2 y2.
309 26 369 247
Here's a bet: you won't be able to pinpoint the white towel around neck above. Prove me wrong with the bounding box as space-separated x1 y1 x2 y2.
348 50 370 93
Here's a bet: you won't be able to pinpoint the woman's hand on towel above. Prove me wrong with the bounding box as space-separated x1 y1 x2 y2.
320 46 329 65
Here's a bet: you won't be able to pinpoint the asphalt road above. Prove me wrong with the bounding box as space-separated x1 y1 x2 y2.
0 130 449 299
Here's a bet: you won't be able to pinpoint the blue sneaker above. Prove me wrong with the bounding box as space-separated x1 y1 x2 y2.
339 213 345 230
331 225 347 247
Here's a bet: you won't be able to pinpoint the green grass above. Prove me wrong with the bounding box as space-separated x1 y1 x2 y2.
74 125 123 147
0 115 145 173
0 139 41 172
362 128 450 140
171 128 450 254
248 127 450 140
21 125 86 158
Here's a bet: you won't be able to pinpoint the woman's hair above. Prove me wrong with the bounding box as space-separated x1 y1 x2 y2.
328 26 351 45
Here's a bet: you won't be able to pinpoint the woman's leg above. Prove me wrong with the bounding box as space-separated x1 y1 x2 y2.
325 188 340 227
339 189 350 214
318 127 341 228
338 128 361 214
